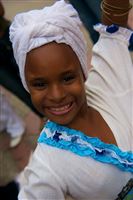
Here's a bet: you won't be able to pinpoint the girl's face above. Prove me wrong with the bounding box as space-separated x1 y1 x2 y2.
25 42 88 126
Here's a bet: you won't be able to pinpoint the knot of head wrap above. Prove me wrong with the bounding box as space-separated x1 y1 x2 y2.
9 0 88 91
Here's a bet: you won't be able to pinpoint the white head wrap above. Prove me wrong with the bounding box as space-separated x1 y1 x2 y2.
9 0 88 91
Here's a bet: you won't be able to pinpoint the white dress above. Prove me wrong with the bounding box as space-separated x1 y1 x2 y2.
18 25 133 200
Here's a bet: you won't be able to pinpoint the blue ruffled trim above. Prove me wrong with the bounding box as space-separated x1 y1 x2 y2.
38 121 133 173
94 23 133 46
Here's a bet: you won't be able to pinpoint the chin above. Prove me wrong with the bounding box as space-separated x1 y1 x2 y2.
50 119 70 126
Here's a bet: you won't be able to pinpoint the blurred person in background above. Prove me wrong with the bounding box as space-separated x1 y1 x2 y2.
0 88 32 200
0 1 43 118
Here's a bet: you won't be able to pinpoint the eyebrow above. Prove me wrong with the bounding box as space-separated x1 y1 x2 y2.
28 77 47 83
28 68 77 83
60 69 77 76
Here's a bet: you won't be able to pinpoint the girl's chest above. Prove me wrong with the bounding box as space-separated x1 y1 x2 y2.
63 156 133 200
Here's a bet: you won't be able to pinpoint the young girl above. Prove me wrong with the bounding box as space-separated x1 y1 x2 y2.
9 0 133 199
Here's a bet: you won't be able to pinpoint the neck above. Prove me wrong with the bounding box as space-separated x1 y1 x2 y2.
68 104 92 134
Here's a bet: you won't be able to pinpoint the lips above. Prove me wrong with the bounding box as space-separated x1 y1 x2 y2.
47 102 73 115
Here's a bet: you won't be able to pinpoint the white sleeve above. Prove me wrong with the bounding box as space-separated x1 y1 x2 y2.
0 93 25 138
85 24 133 151
18 144 66 200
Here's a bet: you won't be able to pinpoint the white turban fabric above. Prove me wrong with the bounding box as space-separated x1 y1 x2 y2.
9 0 88 91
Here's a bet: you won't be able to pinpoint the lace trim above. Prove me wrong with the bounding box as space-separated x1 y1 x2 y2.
94 23 133 46
38 121 133 173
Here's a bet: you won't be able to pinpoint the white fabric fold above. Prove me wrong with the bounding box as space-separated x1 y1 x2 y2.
9 0 88 91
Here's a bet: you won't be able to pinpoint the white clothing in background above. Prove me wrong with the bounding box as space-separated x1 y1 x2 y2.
0 92 25 138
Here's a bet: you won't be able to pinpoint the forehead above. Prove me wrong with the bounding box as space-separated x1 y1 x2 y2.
25 42 82 77
26 42 80 64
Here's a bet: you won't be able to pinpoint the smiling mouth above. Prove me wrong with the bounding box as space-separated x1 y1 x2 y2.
47 102 73 115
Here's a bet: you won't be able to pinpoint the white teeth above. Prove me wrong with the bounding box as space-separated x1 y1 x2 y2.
50 104 70 111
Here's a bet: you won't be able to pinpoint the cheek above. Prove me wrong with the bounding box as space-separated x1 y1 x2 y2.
30 92 44 113
69 80 86 100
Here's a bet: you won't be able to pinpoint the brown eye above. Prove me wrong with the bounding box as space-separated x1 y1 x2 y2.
63 74 76 83
32 81 48 89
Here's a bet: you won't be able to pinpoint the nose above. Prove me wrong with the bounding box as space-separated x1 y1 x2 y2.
47 84 67 102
